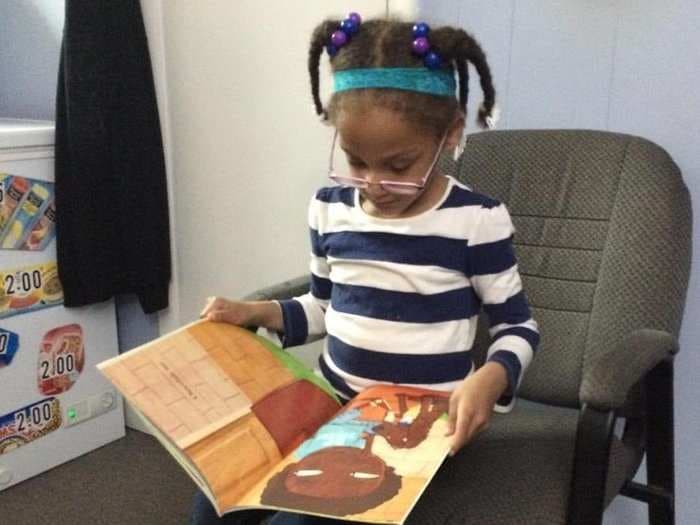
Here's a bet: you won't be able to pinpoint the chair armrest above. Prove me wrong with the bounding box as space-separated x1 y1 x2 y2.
580 329 678 410
242 275 310 302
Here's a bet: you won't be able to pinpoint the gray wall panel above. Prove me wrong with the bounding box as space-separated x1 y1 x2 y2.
506 1 618 129
0 0 64 119
608 2 700 523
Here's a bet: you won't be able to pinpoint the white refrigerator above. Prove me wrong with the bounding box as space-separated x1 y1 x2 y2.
0 118 124 491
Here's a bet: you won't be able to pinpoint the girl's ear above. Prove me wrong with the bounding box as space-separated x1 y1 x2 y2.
445 115 466 151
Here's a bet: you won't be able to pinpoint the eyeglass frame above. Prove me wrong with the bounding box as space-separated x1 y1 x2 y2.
327 128 449 195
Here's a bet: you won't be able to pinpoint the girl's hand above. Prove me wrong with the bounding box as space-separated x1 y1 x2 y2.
445 362 509 456
200 297 284 331
200 296 255 325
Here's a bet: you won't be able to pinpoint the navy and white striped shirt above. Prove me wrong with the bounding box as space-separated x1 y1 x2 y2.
279 176 539 412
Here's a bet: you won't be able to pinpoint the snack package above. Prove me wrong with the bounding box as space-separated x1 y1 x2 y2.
1 182 51 249
0 327 20 368
0 398 62 455
37 324 85 395
0 175 29 238
20 198 56 251
0 262 64 320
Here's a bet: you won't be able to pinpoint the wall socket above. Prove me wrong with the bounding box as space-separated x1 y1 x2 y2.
64 390 118 427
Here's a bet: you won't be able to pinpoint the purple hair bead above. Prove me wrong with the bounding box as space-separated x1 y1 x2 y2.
412 22 430 38
325 13 362 57
412 36 430 56
331 30 348 47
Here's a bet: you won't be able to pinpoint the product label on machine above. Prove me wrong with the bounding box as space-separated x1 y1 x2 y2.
0 261 63 320
0 327 20 368
0 398 61 455
37 324 85 395
0 173 56 251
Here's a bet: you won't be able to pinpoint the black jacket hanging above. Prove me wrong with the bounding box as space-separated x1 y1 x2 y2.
55 0 171 314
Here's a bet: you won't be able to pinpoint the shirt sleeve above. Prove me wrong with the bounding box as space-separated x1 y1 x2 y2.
277 194 330 347
467 202 540 412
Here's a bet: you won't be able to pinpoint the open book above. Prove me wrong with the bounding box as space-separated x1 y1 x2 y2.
97 320 451 524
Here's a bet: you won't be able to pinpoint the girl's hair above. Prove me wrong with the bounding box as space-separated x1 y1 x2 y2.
308 18 495 135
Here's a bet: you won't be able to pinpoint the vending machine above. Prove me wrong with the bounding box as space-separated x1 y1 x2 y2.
0 118 124 491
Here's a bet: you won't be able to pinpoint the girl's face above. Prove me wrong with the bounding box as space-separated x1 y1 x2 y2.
335 107 463 219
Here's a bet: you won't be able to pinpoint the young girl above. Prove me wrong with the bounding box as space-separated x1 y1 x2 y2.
191 14 539 525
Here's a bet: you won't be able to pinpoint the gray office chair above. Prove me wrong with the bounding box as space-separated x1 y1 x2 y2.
246 130 691 525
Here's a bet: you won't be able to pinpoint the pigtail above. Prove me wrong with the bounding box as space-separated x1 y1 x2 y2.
432 28 496 128
454 59 469 113
308 20 340 120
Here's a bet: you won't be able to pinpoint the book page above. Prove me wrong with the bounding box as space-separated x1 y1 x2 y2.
130 403 215 502
98 320 342 516
235 385 451 524
99 322 253 449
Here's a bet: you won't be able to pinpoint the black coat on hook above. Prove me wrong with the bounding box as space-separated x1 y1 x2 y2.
55 0 171 314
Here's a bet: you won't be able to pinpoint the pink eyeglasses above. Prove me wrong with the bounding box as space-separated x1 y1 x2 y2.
328 129 448 195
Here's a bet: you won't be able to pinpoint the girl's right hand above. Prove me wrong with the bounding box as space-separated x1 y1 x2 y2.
200 297 284 331
200 296 256 326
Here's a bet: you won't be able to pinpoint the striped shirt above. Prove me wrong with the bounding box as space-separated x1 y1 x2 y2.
278 176 539 412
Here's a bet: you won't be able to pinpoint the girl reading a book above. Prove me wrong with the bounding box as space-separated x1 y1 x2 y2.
193 13 539 525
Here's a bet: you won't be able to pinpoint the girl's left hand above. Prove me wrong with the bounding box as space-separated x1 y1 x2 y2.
445 362 509 456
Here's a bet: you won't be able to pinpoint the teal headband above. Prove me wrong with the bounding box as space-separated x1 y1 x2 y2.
333 67 456 97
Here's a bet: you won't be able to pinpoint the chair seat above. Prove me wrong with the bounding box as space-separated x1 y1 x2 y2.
406 399 635 525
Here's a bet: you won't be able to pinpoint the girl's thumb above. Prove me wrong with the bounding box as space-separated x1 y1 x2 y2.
445 411 457 436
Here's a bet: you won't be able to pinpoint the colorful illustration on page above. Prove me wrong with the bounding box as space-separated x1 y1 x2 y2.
256 386 451 523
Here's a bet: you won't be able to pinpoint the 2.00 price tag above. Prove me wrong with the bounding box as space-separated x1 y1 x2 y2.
0 398 61 455
0 262 63 320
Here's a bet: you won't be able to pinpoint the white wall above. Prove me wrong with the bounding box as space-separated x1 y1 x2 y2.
416 1 700 523
155 1 421 370
157 0 416 328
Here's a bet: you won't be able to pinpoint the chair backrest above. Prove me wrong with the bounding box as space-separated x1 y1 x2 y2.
455 130 692 408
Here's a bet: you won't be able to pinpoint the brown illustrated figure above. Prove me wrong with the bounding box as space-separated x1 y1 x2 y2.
260 391 449 516
367 394 449 449
260 433 402 516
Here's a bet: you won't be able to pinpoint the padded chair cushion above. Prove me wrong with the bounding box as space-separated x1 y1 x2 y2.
406 400 633 525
